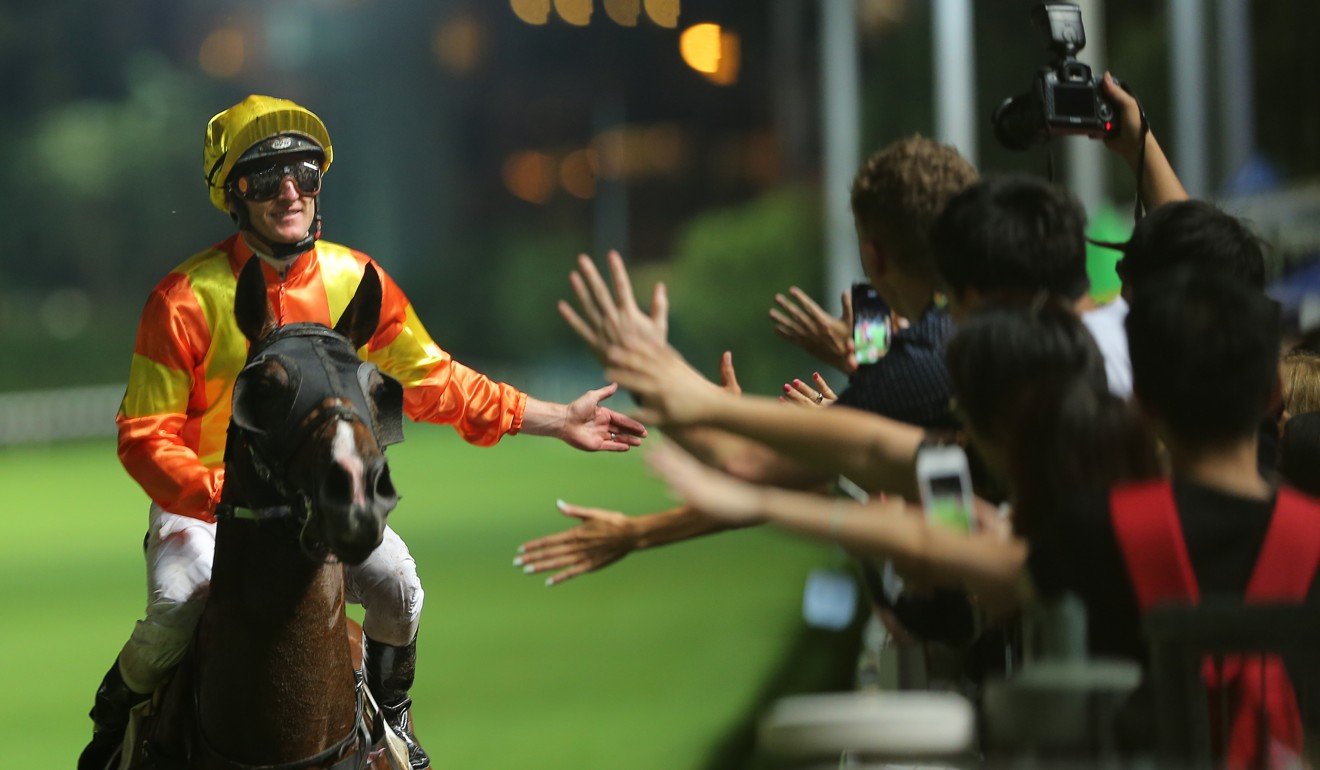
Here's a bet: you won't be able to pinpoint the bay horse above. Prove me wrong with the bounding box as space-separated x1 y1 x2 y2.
133 257 407 769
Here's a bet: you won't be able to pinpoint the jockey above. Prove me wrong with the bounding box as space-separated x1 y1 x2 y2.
78 95 646 770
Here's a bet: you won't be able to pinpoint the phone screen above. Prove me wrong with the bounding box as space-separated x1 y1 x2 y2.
925 473 973 533
851 283 892 365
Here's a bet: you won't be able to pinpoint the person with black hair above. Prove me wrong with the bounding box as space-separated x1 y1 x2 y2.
1029 266 1320 762
932 177 1091 312
931 175 1133 396
1030 266 1311 653
1117 199 1266 294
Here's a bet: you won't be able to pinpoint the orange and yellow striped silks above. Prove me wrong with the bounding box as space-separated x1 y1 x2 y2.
117 234 527 521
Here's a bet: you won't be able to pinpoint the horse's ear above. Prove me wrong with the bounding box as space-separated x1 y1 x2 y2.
334 263 382 350
234 257 276 343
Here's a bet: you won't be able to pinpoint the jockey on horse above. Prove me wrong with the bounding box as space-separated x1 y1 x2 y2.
79 95 647 770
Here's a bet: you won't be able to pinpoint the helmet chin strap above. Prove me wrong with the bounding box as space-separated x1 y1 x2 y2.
231 199 323 262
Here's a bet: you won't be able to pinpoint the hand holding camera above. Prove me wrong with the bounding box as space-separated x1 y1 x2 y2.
1099 72 1146 166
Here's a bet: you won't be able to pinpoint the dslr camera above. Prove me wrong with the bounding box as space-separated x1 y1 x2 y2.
993 3 1118 150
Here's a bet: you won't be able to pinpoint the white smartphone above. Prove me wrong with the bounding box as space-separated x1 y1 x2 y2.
915 445 976 533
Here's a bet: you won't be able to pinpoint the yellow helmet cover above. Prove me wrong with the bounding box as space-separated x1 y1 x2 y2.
203 95 333 212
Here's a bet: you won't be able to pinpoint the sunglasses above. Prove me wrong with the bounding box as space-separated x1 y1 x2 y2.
230 160 322 202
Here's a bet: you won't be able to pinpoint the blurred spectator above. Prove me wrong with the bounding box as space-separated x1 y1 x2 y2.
1279 412 1320 497
1117 199 1266 295
932 175 1132 396
1281 349 1320 419
944 298 1158 541
769 134 975 427
1030 267 1320 762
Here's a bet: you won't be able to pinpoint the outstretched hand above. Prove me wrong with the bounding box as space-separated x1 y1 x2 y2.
516 500 640 586
558 250 668 365
646 442 765 524
560 383 648 452
770 287 857 374
781 372 837 408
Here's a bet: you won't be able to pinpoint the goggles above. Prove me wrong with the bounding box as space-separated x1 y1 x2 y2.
229 159 323 202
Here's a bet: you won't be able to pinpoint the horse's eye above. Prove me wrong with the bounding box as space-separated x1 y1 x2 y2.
233 358 296 432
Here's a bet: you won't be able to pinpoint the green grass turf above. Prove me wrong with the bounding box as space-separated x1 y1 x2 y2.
0 425 833 768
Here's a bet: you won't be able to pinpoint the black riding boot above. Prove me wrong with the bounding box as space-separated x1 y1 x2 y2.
364 635 431 770
77 660 151 770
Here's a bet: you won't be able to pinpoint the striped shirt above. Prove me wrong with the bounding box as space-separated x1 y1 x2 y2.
117 234 526 521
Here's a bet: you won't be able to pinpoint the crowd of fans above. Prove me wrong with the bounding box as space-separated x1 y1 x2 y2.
514 73 1320 767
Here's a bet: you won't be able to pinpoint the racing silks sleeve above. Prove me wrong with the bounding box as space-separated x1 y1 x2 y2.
364 264 528 446
116 273 224 521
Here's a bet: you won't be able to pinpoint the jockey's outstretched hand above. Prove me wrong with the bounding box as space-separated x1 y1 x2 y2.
560 383 647 452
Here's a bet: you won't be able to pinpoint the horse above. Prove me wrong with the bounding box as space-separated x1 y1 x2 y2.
132 256 407 769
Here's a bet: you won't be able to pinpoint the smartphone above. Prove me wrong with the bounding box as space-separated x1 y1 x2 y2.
851 282 892 365
915 445 976 533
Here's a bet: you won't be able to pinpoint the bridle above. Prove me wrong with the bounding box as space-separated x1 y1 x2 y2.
215 323 401 560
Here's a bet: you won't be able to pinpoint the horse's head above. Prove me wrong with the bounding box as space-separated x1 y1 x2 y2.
229 257 403 564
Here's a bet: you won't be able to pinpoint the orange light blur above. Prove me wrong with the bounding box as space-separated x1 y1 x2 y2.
642 124 685 174
433 16 485 74
707 30 740 86
679 23 739 85
502 151 556 204
679 23 721 74
554 0 592 26
198 28 245 78
510 0 551 25
644 0 680 28
591 124 688 180
561 149 598 199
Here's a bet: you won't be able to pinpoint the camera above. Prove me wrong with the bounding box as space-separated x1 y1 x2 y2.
993 3 1118 151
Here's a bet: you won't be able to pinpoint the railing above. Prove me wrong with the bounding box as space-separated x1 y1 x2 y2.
0 384 124 446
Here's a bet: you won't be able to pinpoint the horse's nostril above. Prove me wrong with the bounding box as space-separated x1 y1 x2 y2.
372 463 396 501
323 462 352 503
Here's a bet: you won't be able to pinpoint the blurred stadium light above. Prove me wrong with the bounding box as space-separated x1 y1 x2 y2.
554 0 594 26
198 27 245 78
604 0 642 27
510 0 552 25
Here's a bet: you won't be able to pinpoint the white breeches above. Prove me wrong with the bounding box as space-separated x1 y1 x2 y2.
117 504 424 694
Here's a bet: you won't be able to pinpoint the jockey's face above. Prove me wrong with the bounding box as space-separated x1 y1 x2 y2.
244 178 317 246
232 153 321 246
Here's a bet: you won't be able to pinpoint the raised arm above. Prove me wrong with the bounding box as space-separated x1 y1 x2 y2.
768 286 858 374
603 327 924 497
554 253 908 493
515 500 748 586
1102 72 1189 209
648 443 1028 616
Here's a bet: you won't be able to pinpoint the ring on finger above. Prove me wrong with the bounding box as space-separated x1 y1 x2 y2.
814 393 825 404
609 431 617 441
